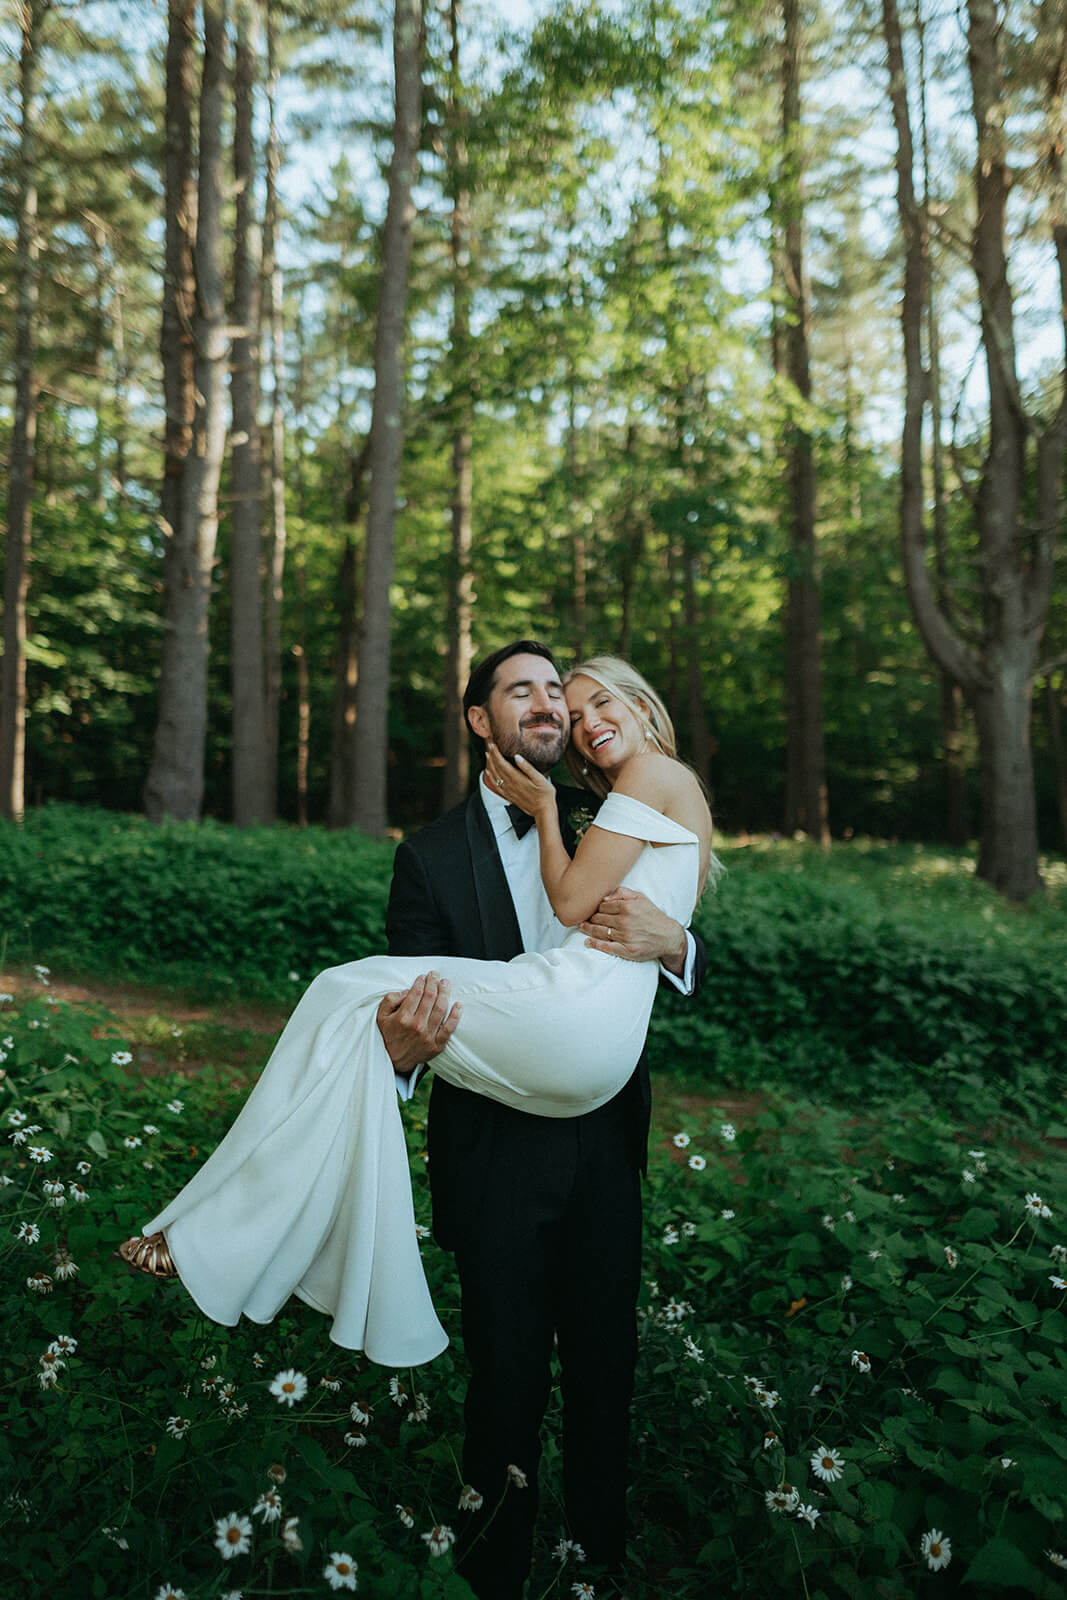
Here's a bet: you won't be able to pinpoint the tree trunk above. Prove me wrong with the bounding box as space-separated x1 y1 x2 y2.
350 0 423 836
329 532 361 829
882 0 1062 900
442 0 473 812
158 0 197 579
914 0 969 845
0 0 44 824
144 0 230 823
263 0 287 818
779 0 828 844
1047 677 1067 855
230 0 270 825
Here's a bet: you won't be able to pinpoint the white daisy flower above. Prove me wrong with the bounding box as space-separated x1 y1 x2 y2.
796 1503 820 1527
48 1335 77 1354
252 1490 283 1523
167 1100 184 1114
1047 1551 1067 1570
343 1432 366 1448
410 1394 430 1423
842 1210 856 1223
251 1352 264 1368
281 1517 303 1553
319 1374 342 1392
214 1512 252 1560
755 1387 780 1409
662 1224 679 1245
458 1485 484 1511
0 1175 10 1185
76 1161 92 1175
54 1253 78 1279
720 1123 736 1142
415 1222 430 1239
42 1178 64 1196
143 1124 159 1136
720 1208 735 1220
962 1170 976 1184
841 1274 853 1291
267 1463 286 1484
672 1132 691 1148
892 1193 905 1203
920 1528 952 1571
389 1375 408 1406
944 1246 959 1268
765 1485 800 1513
28 1146 53 1163
507 1464 528 1488
38 1366 60 1389
1051 1275 1067 1290
683 1336 704 1363
851 1350 871 1373
123 1136 142 1150
27 1273 53 1294
552 1537 585 1560
421 1525 456 1556
323 1551 358 1590
268 1369 307 1408
1000 1457 1015 1469
810 1447 845 1483
68 1183 88 1203
1051 1244 1067 1264
396 1504 415 1528
821 1214 836 1232
688 1154 707 1171
39 1349 64 1375
110 1051 132 1066
153 1586 186 1600
349 1401 371 1426
1026 1192 1053 1220
15 1222 40 1244
571 1585 596 1600
165 1417 191 1438
7 1110 26 1127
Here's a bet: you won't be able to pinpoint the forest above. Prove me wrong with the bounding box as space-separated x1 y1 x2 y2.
3 7 1067 1595
0 0 1064 903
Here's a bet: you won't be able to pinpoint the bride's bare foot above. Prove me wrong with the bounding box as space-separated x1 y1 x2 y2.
118 1232 177 1280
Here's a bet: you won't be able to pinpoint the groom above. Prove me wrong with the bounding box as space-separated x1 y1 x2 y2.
378 640 706 1600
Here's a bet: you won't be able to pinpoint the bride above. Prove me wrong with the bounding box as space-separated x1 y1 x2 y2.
121 657 716 1367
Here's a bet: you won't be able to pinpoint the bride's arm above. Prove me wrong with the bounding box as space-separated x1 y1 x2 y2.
484 743 646 926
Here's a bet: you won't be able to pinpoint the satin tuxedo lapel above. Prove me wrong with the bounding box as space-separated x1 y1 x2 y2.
465 793 524 961
465 785 586 962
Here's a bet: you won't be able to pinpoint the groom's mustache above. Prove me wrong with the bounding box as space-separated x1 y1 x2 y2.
521 714 563 731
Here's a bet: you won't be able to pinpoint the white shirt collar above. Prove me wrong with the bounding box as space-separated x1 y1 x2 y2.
480 772 520 839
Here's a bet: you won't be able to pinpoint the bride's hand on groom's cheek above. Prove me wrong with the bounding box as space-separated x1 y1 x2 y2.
485 743 553 815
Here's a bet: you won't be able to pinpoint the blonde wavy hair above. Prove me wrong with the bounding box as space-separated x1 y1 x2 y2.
562 656 677 798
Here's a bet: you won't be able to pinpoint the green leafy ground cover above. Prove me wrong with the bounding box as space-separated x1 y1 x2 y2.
2 804 1065 1110
0 972 1065 1599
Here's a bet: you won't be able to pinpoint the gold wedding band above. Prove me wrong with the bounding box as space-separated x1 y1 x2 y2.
607 927 613 940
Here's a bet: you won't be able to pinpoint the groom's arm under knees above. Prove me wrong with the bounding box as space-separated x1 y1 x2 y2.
377 972 462 1080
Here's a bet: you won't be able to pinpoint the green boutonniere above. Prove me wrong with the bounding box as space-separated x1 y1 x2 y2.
570 806 595 842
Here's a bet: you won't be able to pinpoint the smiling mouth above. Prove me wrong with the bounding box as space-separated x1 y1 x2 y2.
591 732 614 751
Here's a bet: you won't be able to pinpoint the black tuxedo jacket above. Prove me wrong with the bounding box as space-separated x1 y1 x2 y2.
385 783 707 1248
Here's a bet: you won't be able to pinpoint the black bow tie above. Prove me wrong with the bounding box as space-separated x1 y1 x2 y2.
506 803 535 839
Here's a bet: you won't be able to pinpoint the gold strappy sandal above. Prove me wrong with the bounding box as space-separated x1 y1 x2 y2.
118 1232 177 1280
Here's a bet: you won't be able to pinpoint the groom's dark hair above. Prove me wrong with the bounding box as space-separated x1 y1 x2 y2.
463 640 558 735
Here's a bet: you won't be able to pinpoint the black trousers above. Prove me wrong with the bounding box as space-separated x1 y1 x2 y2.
448 1092 642 1600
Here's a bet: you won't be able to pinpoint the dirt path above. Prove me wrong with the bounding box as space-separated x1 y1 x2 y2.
0 967 290 1036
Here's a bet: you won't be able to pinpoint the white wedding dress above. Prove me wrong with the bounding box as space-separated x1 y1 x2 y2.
141 793 700 1367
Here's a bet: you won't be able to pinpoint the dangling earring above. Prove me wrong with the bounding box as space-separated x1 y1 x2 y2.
644 728 652 741
581 762 589 775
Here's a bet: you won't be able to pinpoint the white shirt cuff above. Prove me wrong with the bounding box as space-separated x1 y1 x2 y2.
659 930 697 996
394 1063 427 1102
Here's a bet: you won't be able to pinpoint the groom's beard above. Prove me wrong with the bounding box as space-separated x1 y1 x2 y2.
487 712 567 775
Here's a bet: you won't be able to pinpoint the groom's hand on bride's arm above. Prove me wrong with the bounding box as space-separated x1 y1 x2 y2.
377 972 462 1078
580 887 689 976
